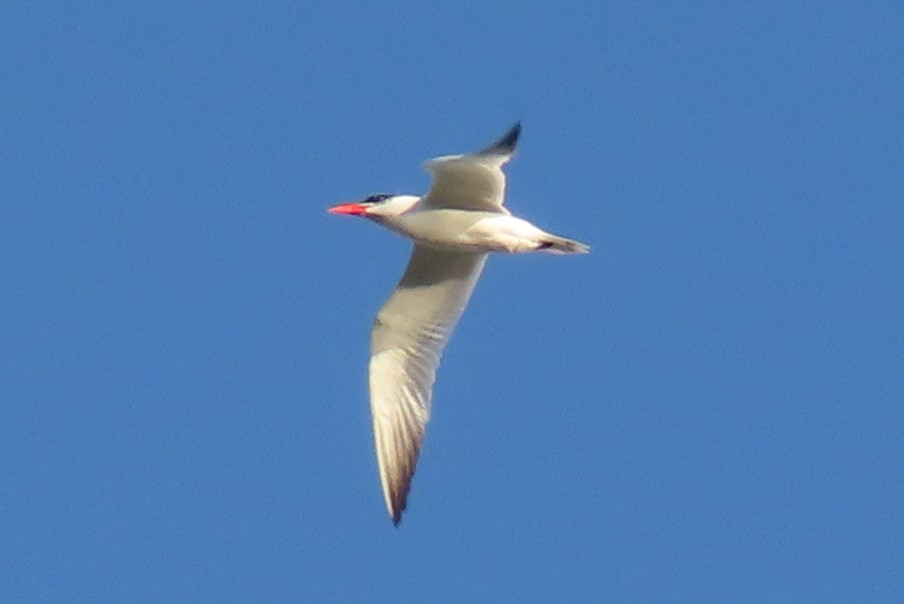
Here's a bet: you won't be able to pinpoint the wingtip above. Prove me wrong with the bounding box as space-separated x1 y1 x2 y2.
479 121 521 156
383 476 410 527
389 498 406 526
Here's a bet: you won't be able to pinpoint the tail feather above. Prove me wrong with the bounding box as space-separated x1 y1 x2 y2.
538 234 591 254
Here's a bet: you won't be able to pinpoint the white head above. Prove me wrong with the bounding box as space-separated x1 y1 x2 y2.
328 193 420 222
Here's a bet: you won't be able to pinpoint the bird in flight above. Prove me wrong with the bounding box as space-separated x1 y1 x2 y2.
329 123 589 524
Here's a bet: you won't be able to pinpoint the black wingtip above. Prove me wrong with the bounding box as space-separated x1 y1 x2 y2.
390 495 406 527
479 121 521 156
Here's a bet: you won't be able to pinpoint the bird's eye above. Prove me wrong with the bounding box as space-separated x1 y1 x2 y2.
366 193 390 204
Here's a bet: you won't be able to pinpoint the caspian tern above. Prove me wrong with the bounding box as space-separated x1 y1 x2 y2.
329 123 589 524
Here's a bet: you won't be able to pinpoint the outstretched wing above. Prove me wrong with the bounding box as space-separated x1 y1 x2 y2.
369 245 487 523
421 122 521 213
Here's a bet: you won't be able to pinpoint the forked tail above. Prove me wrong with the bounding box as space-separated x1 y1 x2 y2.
538 234 591 254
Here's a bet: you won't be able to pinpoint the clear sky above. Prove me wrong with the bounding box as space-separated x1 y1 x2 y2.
2 2 903 602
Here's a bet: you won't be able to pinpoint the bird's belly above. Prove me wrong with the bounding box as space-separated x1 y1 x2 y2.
393 210 548 253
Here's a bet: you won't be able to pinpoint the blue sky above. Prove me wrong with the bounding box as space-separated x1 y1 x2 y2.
2 2 903 601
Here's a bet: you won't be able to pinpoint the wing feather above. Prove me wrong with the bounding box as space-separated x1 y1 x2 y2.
369 245 487 523
421 123 520 212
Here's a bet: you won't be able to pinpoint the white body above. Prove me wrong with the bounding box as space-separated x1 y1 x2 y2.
330 124 589 524
380 206 570 253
